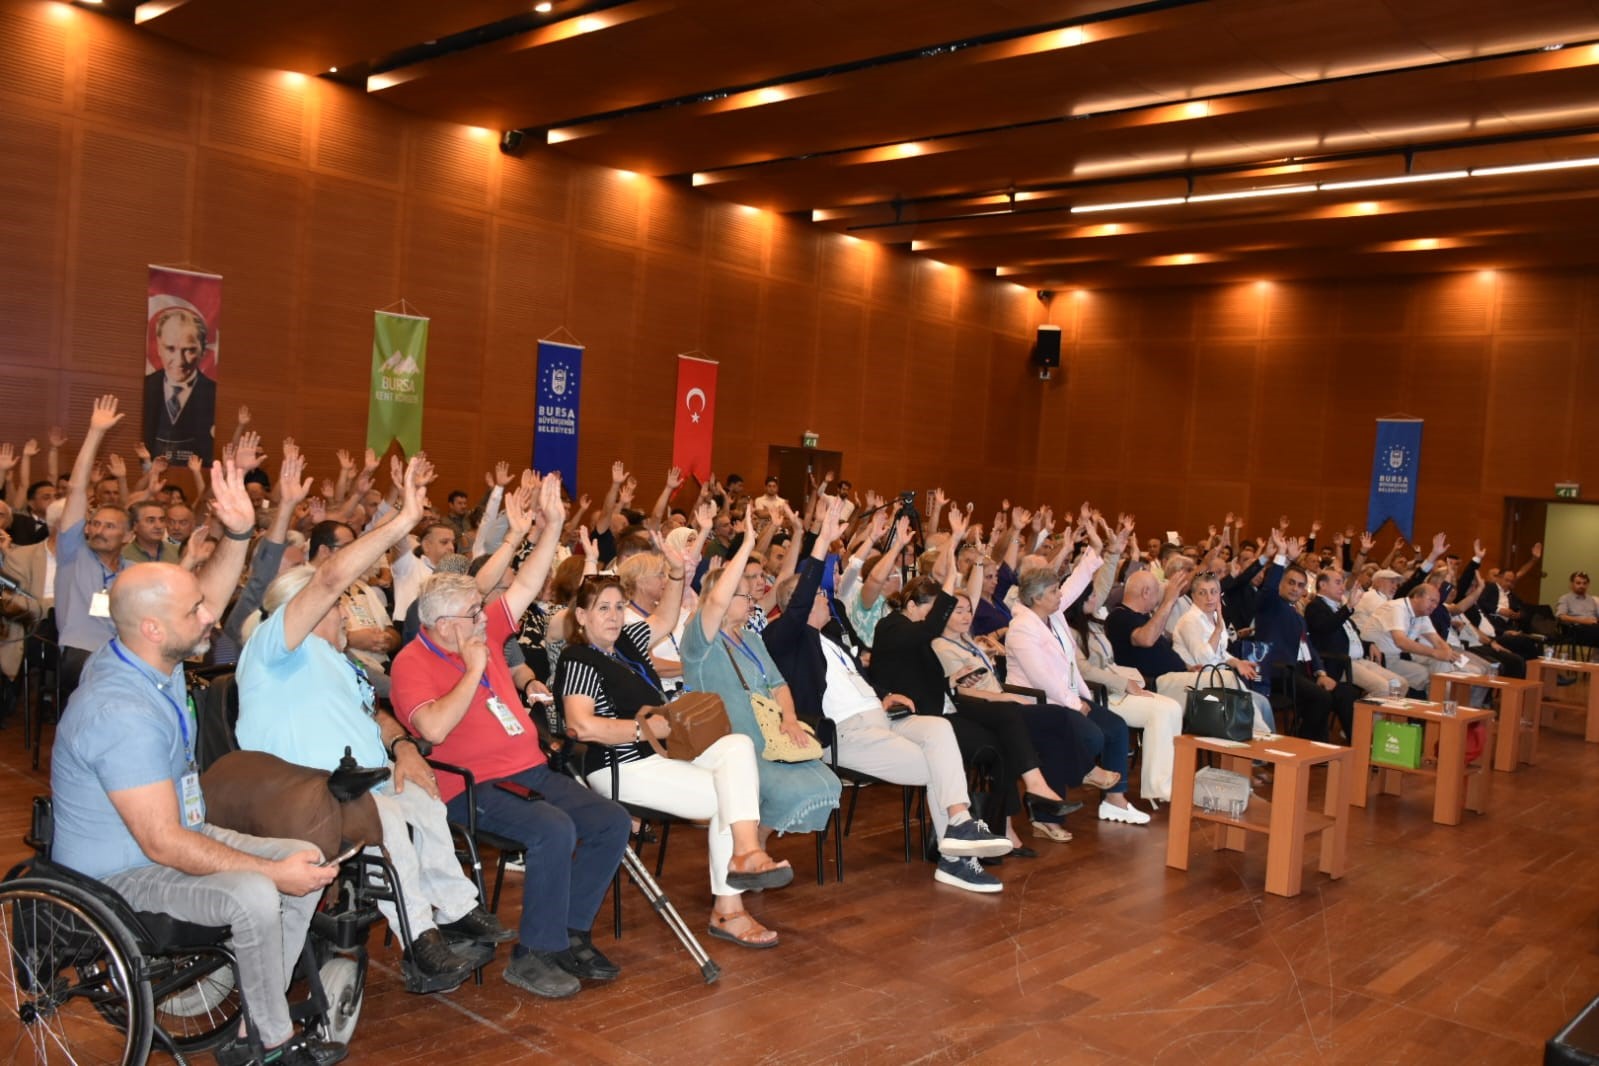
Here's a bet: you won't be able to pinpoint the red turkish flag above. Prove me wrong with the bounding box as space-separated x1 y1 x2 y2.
671 356 717 481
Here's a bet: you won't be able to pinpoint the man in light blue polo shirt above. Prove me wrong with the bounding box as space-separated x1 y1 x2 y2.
54 395 132 696
51 455 346 1066
236 453 508 991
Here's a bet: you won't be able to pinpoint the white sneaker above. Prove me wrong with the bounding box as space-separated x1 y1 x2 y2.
1098 800 1151 825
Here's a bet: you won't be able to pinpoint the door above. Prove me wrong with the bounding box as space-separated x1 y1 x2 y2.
1500 497 1547 602
766 446 844 514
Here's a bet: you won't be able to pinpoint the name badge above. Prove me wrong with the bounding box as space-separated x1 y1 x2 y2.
90 591 111 618
485 694 524 736
180 771 205 828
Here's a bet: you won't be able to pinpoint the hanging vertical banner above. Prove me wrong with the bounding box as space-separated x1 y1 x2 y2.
366 310 429 456
671 355 718 482
1366 418 1423 539
144 265 222 463
534 340 584 489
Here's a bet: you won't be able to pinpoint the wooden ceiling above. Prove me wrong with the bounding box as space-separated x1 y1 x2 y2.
129 0 1599 288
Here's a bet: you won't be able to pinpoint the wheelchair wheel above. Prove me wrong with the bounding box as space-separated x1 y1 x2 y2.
151 948 243 1053
316 954 365 1046
0 877 154 1065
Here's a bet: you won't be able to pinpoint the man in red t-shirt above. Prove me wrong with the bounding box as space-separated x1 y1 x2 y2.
391 476 629 1001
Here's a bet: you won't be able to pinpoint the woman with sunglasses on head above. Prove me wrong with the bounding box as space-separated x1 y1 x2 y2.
556 522 793 950
679 504 840 945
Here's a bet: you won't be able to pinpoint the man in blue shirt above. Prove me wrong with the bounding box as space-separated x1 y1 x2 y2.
53 395 131 697
237 454 508 990
51 449 345 1066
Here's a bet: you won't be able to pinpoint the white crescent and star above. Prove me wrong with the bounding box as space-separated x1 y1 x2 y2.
685 387 706 423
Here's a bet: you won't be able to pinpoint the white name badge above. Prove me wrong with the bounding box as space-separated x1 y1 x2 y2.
180 771 205 828
90 591 111 618
485 694 524 736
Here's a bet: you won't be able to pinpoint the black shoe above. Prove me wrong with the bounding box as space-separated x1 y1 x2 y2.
1024 792 1082 820
555 929 620 982
440 905 516 945
217 1034 348 1066
503 949 581 999
402 928 476 993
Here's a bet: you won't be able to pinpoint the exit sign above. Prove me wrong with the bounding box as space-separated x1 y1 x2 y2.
1556 482 1580 498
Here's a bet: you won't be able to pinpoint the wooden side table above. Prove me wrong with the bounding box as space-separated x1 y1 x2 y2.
1527 658 1599 743
1166 734 1351 898
1348 698 1493 825
1427 674 1540 772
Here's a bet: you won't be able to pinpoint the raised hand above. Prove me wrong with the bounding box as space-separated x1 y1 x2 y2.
320 478 337 499
694 498 716 533
1360 531 1375 553
209 459 256 536
0 444 15 473
133 441 150 464
105 453 126 479
48 426 66 449
1531 542 1543 559
188 452 204 476
1310 518 1323 535
1473 538 1485 559
307 497 327 523
278 449 312 507
1284 536 1302 559
578 524 599 560
539 472 565 524
89 394 123 433
493 460 513 488
505 482 535 537
665 466 684 491
336 449 355 475
1011 506 1032 529
180 524 212 571
234 431 264 472
611 460 628 485
236 404 251 427
946 502 969 542
1278 514 1290 532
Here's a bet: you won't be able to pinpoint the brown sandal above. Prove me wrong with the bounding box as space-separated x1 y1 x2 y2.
1083 767 1122 791
727 851 794 893
707 909 780 949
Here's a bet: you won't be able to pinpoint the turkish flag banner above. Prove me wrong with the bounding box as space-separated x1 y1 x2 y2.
672 355 718 481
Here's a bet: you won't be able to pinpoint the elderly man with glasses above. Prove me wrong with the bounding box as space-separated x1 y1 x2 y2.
390 474 630 1002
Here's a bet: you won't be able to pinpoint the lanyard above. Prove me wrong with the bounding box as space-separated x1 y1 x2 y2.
1046 620 1081 692
110 640 193 767
937 635 992 675
630 601 679 654
721 631 769 686
604 637 662 694
418 632 494 694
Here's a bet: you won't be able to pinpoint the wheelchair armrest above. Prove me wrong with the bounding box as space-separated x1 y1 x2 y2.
1002 683 1046 704
26 795 52 860
427 759 479 837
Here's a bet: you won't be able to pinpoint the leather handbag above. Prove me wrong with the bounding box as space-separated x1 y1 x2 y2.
637 692 731 762
724 642 823 762
1182 665 1255 742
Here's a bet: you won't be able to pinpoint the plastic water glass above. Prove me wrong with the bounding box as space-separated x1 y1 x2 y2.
1387 677 1403 699
1441 699 1458 717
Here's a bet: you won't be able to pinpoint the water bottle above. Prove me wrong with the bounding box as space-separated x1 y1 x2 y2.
1387 677 1403 699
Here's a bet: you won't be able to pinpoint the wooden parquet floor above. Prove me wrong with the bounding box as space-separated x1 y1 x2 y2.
3 709 1596 1065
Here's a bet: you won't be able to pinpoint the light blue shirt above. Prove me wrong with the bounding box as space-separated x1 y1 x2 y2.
236 609 387 775
54 519 125 653
51 641 199 878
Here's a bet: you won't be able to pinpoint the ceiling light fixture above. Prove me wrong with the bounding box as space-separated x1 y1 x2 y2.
1071 196 1185 214
535 1 553 11
1186 183 1316 203
1318 170 1468 191
1470 155 1599 176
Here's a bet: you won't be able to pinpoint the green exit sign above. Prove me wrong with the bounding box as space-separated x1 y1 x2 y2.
1555 482 1580 498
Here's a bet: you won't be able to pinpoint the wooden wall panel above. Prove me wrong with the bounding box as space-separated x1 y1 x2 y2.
0 112 67 368
2 5 1592 567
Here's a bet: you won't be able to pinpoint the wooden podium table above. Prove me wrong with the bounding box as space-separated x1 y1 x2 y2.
1167 734 1351 899
1349 698 1493 825
1427 673 1540 772
1527 657 1599 744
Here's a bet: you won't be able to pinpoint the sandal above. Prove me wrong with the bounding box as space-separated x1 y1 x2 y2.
1031 820 1073 842
726 851 795 893
1083 767 1122 791
707 909 780 950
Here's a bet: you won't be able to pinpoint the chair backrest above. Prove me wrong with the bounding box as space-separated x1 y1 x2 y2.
191 670 241 773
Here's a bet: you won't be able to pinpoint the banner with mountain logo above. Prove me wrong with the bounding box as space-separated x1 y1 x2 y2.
366 310 428 455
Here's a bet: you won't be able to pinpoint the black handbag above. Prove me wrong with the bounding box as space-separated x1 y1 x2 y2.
1182 665 1254 742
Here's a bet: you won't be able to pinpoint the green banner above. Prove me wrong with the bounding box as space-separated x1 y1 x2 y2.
366 310 428 455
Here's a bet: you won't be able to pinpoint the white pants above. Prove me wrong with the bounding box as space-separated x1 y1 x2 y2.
1350 657 1406 697
1104 690 1184 802
1384 656 1432 692
588 733 761 897
830 707 969 838
370 783 483 937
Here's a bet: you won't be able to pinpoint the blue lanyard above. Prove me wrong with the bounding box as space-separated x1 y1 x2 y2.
630 601 679 654
721 632 769 686
940 635 993 675
110 640 193 767
418 633 493 694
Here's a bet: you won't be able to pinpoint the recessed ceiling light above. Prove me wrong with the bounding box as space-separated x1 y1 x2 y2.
535 1 553 11
327 66 338 73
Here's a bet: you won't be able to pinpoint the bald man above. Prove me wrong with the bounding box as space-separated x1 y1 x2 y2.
50 458 347 1066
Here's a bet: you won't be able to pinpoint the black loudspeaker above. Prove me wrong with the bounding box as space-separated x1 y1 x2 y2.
499 129 526 156
1033 325 1061 368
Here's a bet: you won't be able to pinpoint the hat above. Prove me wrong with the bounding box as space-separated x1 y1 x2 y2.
1373 569 1402 581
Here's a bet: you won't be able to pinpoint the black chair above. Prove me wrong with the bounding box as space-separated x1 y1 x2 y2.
815 716 926 873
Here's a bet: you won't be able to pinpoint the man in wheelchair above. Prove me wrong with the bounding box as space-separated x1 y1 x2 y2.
236 455 510 992
49 459 346 1066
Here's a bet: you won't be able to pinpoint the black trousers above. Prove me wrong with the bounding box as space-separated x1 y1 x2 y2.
943 697 1044 821
1470 643 1526 680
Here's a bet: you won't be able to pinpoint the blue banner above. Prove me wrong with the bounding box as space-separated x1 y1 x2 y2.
1367 418 1423 539
534 340 583 490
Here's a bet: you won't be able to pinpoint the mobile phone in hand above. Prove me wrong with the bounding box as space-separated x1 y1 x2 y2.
318 841 364 867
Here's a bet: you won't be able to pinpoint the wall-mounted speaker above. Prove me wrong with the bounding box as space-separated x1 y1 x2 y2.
1033 324 1061 368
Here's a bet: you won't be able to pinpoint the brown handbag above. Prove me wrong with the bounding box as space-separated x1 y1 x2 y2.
637 692 732 761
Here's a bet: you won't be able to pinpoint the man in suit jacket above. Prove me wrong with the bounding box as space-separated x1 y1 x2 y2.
1306 569 1406 697
142 306 217 462
1253 531 1359 742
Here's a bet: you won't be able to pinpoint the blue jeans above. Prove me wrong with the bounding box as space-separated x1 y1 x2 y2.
446 763 630 953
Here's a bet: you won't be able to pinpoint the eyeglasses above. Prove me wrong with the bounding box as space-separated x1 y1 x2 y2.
438 603 485 623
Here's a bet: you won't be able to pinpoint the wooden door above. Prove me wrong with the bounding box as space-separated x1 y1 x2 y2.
1500 497 1548 602
767 446 843 514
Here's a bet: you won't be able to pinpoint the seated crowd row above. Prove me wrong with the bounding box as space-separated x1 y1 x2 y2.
0 397 1591 1065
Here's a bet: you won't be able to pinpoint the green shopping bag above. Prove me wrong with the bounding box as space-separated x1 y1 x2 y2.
1372 719 1423 769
